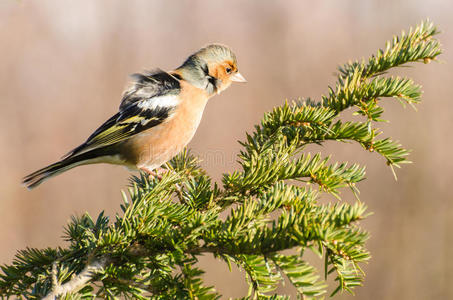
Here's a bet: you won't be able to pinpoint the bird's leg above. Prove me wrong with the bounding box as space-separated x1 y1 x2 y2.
140 165 184 201
140 166 163 180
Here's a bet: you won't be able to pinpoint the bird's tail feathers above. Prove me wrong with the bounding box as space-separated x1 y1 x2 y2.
23 151 107 189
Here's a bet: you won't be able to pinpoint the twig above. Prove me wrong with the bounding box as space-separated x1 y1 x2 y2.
43 257 108 300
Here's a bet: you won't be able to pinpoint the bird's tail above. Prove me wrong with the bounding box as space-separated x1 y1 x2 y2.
23 151 104 189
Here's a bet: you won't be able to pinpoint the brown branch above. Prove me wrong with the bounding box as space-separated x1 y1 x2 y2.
43 257 109 300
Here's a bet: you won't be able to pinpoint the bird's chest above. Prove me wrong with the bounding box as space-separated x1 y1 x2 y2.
159 99 206 151
134 84 209 168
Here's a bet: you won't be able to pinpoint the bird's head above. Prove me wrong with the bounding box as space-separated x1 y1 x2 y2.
177 44 246 96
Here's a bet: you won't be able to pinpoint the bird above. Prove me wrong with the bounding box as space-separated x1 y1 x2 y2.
23 44 246 189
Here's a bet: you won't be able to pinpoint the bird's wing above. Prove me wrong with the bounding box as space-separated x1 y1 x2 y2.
119 69 181 110
63 70 181 158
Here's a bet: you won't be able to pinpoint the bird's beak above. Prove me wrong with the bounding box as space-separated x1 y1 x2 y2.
231 72 247 83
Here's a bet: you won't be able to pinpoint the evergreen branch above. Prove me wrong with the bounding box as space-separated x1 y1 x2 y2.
0 21 441 299
179 263 220 300
323 74 422 113
338 19 441 79
43 257 108 300
328 257 364 297
271 254 327 299
225 136 365 198
200 201 368 258
236 255 281 296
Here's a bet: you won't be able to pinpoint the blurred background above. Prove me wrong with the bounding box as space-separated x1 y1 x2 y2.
1 0 452 299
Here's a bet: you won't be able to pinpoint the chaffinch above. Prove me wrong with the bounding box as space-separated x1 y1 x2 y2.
23 44 246 189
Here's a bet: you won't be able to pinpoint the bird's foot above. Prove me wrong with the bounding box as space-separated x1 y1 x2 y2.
140 166 184 201
140 167 167 180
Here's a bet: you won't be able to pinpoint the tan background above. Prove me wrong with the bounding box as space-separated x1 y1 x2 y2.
1 1 452 299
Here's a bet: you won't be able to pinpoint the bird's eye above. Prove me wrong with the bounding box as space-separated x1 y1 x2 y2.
226 67 232 74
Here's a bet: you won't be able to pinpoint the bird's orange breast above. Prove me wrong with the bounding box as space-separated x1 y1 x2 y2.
121 80 209 169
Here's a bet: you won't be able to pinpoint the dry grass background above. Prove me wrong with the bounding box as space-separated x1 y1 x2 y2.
0 1 452 299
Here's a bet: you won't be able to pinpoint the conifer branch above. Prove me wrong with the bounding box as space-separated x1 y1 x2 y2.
0 20 442 299
337 19 440 79
43 257 108 300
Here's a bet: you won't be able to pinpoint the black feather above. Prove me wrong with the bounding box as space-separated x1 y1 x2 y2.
121 70 181 110
23 148 114 189
62 70 180 159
